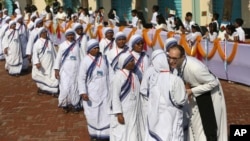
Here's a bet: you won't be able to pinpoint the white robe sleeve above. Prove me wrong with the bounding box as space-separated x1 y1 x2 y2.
140 67 154 97
2 31 9 50
99 39 106 54
142 55 150 72
80 35 88 56
209 32 218 42
191 66 219 97
170 75 187 106
78 57 88 95
32 40 40 65
111 72 123 114
54 44 63 70
26 31 35 55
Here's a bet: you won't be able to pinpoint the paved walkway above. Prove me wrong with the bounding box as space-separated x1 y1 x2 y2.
0 61 250 141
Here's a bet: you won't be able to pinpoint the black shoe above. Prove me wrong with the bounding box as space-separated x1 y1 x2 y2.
52 93 59 98
63 107 70 113
37 88 43 95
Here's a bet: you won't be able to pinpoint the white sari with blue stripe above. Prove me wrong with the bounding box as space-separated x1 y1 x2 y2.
32 38 58 93
78 53 110 140
2 28 23 75
54 40 81 108
110 69 140 141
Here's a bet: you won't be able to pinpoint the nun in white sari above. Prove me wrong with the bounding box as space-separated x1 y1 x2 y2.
54 29 81 113
141 49 187 141
99 27 114 55
2 21 23 75
106 32 129 84
0 16 11 60
110 52 140 141
78 39 110 141
32 27 58 94
15 15 29 71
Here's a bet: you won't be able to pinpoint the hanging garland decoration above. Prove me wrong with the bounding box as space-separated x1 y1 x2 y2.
97 25 104 39
167 31 175 38
196 37 218 59
179 34 192 56
44 21 54 34
126 27 137 42
83 25 239 63
84 24 92 34
195 36 238 63
142 29 159 47
119 26 126 31
217 41 238 63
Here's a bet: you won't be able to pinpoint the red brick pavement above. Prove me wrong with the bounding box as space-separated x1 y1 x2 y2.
0 61 250 141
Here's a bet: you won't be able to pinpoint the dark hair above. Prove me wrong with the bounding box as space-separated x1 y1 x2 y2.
66 7 73 19
152 5 159 12
31 5 38 12
78 7 83 11
99 7 104 10
235 18 244 26
108 8 116 19
213 13 219 20
226 24 236 35
45 5 51 13
191 23 202 33
137 11 146 27
83 8 90 16
174 17 184 30
186 12 192 17
169 45 186 57
131 9 137 14
209 22 218 33
156 14 167 25
25 5 32 13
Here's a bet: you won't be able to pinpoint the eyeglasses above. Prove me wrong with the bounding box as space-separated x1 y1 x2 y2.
167 55 181 61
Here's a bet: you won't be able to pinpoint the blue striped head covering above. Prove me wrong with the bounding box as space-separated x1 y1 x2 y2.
73 23 83 31
115 32 126 41
8 20 16 28
34 18 43 27
104 27 114 35
129 34 143 49
4 16 11 23
87 39 99 53
118 52 134 69
38 27 48 37
65 28 75 37
15 15 23 22
164 37 177 52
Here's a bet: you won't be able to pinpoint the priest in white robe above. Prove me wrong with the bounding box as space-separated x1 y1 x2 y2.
32 27 58 95
167 45 228 141
54 29 81 113
99 27 114 55
78 39 110 141
110 52 140 141
2 21 23 75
